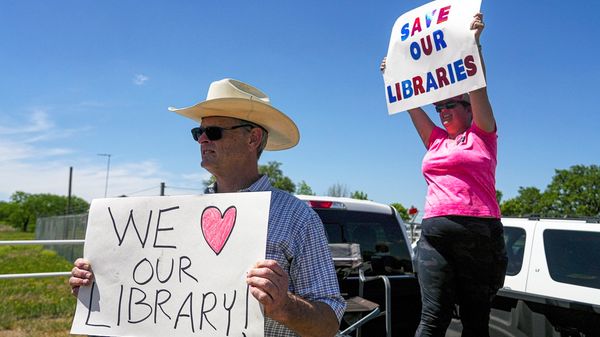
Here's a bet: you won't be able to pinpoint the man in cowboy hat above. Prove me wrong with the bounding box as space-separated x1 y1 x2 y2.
70 78 345 337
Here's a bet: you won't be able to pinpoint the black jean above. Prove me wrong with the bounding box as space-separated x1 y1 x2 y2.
414 216 507 337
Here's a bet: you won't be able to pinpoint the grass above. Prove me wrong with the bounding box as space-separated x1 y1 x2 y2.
0 225 85 337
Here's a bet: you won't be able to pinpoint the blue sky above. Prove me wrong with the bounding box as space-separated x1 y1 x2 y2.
1 1 598 218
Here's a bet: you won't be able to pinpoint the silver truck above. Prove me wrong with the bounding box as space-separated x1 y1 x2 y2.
297 195 421 337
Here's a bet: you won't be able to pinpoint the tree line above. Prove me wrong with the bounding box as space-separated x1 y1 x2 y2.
1 163 597 232
254 162 600 220
0 191 89 232
499 165 599 218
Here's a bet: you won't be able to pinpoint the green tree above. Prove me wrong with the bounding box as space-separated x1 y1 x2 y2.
350 191 368 200
202 161 298 193
259 161 295 193
7 191 32 231
0 201 15 223
501 187 545 217
501 165 600 218
202 161 296 193
390 203 410 222
296 181 315 195
544 165 600 217
327 183 349 197
496 190 503 204
202 175 216 189
6 191 90 232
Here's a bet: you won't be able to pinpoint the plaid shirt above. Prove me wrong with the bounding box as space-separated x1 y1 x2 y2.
207 175 346 336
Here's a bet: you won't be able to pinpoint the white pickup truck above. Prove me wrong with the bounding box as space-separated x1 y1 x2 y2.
451 217 600 337
296 195 600 337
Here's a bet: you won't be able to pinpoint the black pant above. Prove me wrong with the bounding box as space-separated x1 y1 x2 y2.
414 216 507 337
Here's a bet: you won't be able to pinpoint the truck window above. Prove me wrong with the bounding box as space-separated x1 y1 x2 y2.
315 209 413 275
504 227 526 276
544 229 600 289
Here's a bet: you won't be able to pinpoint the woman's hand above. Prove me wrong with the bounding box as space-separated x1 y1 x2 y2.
471 12 485 44
380 57 387 73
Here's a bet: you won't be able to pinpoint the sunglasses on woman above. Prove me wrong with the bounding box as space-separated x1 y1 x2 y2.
191 124 253 141
434 101 470 113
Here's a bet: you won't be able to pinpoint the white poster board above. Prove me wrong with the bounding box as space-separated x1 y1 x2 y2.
71 192 271 337
383 0 484 114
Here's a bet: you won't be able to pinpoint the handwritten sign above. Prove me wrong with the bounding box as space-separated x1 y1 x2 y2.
383 0 484 114
71 192 271 337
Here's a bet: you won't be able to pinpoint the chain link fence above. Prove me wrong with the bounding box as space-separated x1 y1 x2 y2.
35 213 88 263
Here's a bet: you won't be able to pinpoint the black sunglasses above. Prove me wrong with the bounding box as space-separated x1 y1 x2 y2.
434 101 470 113
191 124 253 141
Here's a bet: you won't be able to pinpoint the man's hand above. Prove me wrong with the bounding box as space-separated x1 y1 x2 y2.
246 259 292 322
247 259 339 336
69 258 94 297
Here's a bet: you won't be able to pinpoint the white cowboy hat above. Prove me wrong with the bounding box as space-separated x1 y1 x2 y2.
168 78 300 150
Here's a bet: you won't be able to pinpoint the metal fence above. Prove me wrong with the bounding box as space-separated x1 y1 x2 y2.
0 239 84 279
0 214 88 279
35 213 87 263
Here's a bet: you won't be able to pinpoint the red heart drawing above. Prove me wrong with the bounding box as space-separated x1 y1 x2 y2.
201 206 237 255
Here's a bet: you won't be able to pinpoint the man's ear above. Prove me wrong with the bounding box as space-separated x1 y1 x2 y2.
248 127 263 151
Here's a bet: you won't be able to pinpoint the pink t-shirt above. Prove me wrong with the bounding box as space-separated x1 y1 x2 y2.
422 123 501 219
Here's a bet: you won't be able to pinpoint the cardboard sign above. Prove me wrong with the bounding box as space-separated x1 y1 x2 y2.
383 0 484 114
71 192 271 337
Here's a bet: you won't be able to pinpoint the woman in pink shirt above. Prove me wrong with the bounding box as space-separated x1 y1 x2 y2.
383 13 507 337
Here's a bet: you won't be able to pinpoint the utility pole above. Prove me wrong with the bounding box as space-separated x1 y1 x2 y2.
97 153 112 198
160 182 165 196
67 166 73 214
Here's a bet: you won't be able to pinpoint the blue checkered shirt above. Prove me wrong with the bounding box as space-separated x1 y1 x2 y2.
207 175 346 336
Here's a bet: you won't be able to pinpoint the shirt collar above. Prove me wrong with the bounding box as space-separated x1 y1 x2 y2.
204 174 271 194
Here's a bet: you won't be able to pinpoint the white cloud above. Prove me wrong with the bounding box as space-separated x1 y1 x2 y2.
0 140 73 161
0 109 78 160
133 74 149 85
0 153 205 202
181 172 212 184
0 160 155 201
0 107 205 202
0 109 53 134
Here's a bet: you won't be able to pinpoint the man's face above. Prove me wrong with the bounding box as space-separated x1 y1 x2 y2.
197 116 252 174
